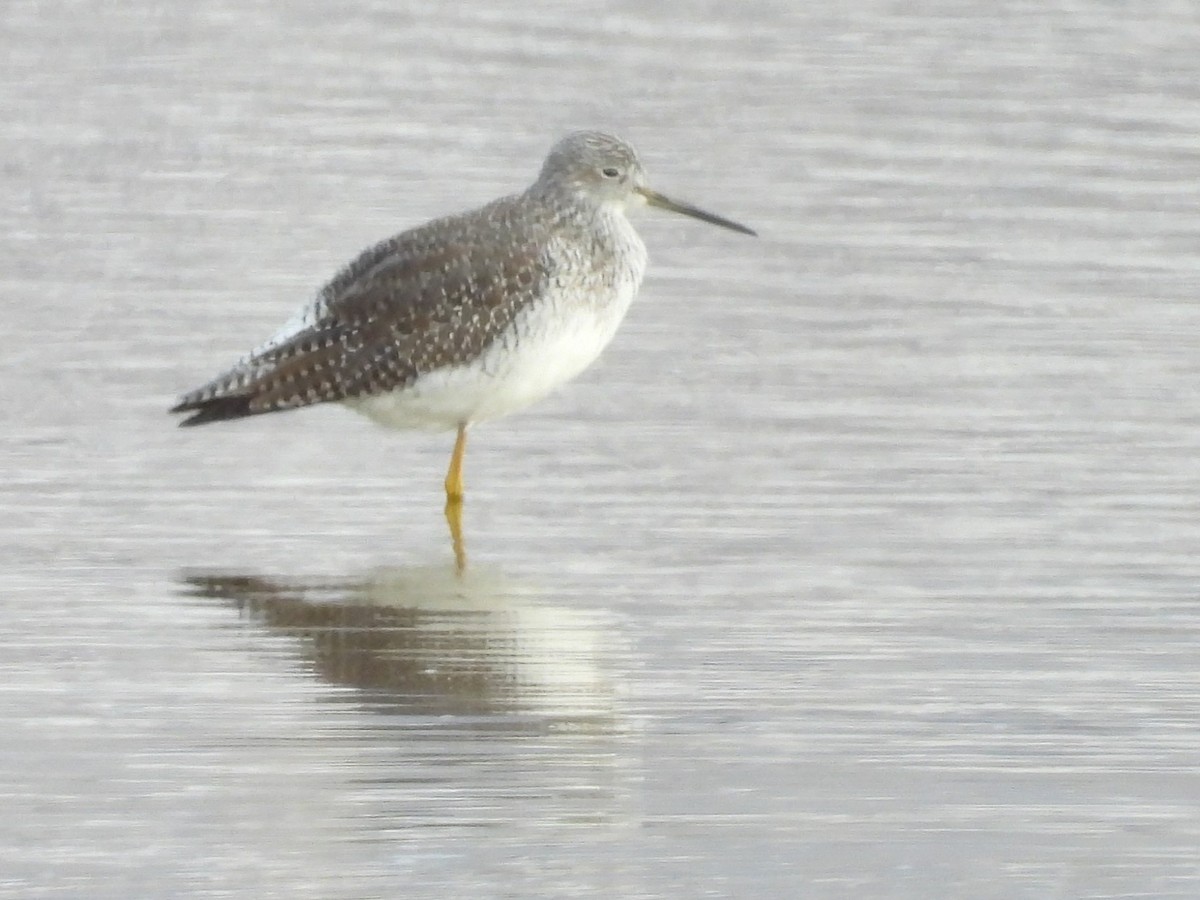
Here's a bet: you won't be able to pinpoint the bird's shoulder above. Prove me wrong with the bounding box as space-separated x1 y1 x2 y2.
325 196 552 317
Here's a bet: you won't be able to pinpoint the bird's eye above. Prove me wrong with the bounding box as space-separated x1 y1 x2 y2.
601 167 621 178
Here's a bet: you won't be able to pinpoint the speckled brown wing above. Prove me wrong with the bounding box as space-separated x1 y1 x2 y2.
171 198 551 426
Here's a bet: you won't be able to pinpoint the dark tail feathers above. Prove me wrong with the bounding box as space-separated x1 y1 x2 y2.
171 395 258 427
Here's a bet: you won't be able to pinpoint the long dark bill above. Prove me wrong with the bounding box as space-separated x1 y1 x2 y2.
637 187 757 236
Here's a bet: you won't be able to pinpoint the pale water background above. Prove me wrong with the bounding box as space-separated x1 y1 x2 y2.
2 1 1199 897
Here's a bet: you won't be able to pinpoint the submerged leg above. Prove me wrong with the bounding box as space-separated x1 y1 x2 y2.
444 424 468 573
445 500 467 574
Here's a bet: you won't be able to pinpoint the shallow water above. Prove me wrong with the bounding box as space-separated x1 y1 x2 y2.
3 1 1200 897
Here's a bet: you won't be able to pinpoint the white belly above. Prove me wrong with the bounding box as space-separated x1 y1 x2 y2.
343 281 637 431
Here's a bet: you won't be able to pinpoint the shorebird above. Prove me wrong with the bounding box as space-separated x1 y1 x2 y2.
171 131 755 567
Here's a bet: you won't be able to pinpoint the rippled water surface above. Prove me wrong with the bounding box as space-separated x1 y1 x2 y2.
3 1 1199 897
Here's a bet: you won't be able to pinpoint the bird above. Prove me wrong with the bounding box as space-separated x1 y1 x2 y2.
171 130 755 566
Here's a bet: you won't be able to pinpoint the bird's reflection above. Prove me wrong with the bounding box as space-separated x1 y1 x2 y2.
182 564 619 732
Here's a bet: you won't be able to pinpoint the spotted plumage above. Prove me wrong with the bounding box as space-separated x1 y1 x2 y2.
174 199 565 425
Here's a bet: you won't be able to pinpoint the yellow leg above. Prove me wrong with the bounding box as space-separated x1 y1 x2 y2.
444 423 467 503
444 424 468 573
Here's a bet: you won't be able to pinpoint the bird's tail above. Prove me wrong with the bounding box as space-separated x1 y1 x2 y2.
170 395 259 427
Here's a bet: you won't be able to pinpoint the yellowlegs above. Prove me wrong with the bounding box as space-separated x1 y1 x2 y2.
171 131 755 565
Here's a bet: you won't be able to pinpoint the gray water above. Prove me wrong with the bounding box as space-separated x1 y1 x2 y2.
3 1 1199 897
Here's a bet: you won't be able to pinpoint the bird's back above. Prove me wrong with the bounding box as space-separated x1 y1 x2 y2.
172 194 569 426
